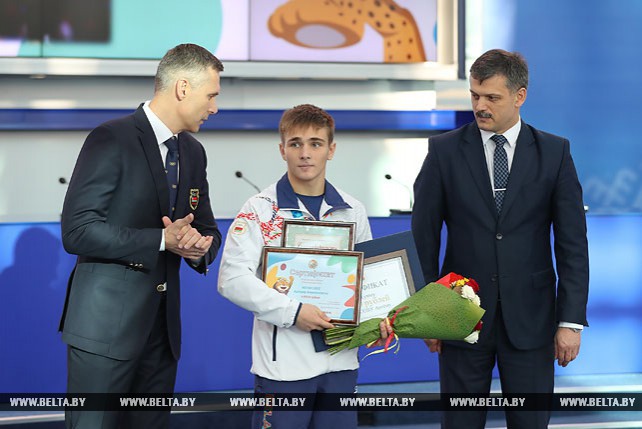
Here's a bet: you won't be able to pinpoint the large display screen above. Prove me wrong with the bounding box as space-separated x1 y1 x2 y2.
0 0 436 63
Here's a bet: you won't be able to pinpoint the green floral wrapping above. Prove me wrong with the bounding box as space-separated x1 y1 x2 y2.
325 282 486 354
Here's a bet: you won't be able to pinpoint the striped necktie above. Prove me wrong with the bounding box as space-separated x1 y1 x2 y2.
491 134 509 214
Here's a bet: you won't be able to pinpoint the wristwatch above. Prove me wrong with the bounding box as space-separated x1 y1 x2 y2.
567 327 582 333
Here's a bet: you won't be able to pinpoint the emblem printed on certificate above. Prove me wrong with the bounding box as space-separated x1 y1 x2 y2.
359 250 416 322
281 220 355 251
262 247 363 326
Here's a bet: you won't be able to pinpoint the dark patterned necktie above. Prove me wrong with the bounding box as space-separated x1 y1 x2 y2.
492 134 509 214
164 136 179 217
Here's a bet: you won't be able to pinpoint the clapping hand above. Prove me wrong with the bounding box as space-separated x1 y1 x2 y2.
163 214 213 261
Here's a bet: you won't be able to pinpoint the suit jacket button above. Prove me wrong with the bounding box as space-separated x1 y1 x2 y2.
156 283 167 292
496 233 503 240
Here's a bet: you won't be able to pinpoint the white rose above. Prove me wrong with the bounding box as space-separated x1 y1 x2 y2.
461 285 480 307
464 330 479 344
472 295 481 307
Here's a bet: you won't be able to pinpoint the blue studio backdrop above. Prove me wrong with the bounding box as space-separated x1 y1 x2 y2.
500 0 642 214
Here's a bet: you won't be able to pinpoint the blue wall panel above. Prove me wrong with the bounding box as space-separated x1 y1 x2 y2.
498 0 642 214
0 109 474 132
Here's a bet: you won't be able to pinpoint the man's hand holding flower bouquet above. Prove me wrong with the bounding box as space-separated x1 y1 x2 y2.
324 272 485 356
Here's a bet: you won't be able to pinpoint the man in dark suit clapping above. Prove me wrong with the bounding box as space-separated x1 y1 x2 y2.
412 49 589 429
60 43 223 428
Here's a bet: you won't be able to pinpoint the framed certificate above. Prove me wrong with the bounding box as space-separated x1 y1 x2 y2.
359 250 415 321
354 231 425 322
281 220 356 251
262 247 363 325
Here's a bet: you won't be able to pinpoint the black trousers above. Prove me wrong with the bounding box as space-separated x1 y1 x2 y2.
439 305 554 429
65 297 178 429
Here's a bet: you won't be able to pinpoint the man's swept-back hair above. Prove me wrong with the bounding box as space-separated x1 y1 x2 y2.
154 43 224 92
470 49 528 93
279 104 335 143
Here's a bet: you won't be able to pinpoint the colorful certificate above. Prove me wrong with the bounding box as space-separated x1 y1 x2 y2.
262 247 363 325
281 220 355 251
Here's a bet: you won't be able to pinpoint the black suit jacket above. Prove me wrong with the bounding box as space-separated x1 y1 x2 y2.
60 106 221 360
411 121 589 350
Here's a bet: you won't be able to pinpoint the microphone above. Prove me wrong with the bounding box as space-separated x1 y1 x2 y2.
385 174 413 215
235 171 261 193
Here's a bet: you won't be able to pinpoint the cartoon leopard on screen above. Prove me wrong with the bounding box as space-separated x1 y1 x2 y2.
268 0 426 63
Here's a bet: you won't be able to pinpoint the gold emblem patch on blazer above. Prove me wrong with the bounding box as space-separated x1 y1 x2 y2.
189 189 199 210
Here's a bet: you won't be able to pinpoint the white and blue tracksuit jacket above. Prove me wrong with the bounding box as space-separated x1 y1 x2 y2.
218 174 372 381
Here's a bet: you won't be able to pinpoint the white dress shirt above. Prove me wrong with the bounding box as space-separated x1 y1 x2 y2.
142 101 177 252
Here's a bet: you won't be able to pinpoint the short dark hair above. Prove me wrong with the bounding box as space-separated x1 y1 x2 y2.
279 104 335 143
470 49 528 93
155 43 224 92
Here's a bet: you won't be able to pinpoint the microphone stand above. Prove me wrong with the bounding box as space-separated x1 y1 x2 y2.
385 174 412 215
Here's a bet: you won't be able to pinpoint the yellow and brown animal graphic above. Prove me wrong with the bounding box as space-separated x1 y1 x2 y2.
268 0 426 63
271 276 295 295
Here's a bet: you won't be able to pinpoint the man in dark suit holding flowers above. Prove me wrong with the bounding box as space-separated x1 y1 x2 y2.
411 49 589 429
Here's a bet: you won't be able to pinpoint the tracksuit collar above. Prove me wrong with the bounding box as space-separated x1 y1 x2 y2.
275 173 351 218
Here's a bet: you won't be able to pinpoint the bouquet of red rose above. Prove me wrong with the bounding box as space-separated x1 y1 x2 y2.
324 273 485 355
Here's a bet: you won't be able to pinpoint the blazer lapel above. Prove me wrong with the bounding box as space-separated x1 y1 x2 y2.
460 124 496 217
134 107 171 218
499 122 536 220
